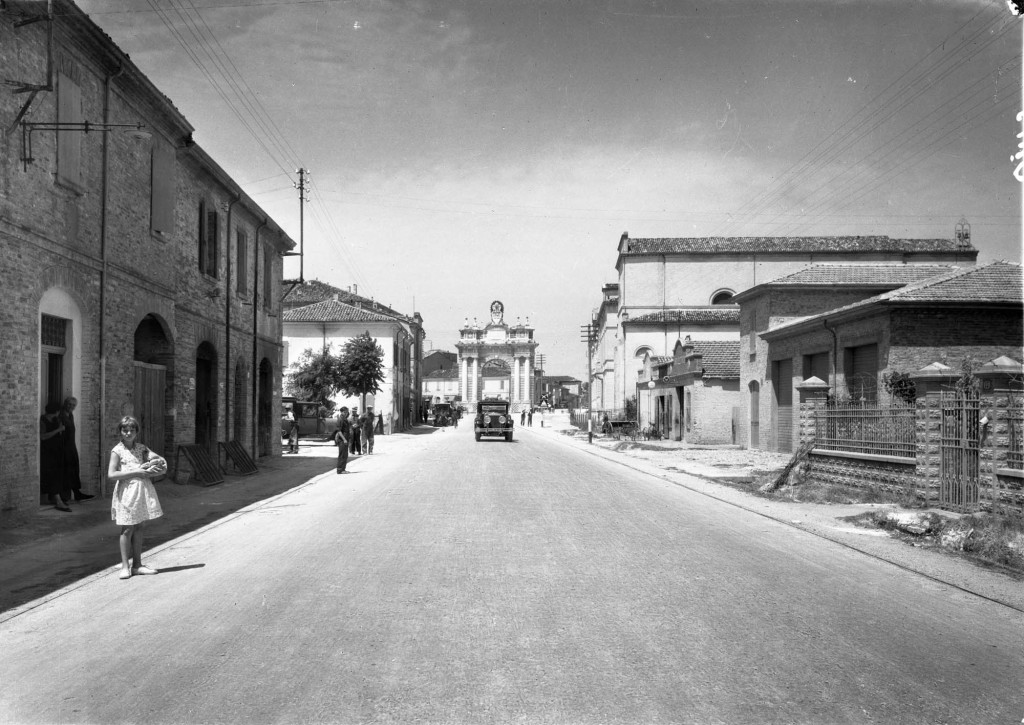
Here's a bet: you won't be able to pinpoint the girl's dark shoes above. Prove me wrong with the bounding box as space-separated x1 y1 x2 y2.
73 492 95 501
55 503 72 512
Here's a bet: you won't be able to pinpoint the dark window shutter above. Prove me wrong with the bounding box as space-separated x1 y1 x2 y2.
151 141 176 236
846 344 879 402
56 73 82 186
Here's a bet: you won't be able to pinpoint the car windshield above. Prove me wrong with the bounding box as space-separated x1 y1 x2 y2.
480 405 507 414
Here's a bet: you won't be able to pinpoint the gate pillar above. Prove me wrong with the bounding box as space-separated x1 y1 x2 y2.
909 362 957 507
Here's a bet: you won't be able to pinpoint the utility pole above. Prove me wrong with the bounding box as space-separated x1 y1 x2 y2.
282 168 308 289
580 322 596 441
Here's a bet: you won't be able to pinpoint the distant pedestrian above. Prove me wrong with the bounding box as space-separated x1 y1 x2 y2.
285 409 299 454
520 409 526 425
108 415 166 580
60 397 94 501
334 408 351 473
362 406 375 454
452 406 459 429
350 407 362 456
39 402 70 512
376 412 384 435
527 408 533 427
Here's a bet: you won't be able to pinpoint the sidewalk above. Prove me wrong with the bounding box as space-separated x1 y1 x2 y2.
0 431 429 620
523 420 1024 613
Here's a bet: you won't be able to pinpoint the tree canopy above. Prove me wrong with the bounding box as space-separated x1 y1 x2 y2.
338 332 386 406
287 345 345 407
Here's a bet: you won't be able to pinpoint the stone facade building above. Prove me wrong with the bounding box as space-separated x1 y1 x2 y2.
456 301 538 410
1 0 295 523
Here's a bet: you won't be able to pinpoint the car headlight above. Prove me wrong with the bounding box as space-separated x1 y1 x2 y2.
498 415 506 424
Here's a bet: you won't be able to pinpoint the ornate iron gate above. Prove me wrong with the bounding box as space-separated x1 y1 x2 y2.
939 391 980 512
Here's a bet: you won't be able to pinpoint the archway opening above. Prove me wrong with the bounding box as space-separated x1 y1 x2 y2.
134 314 174 456
195 342 218 451
258 358 273 457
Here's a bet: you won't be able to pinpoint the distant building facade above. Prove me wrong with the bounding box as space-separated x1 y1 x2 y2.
282 283 424 433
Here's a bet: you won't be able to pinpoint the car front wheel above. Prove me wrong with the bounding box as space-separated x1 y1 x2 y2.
505 432 513 442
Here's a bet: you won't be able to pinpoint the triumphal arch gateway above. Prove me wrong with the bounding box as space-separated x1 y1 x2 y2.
456 301 538 409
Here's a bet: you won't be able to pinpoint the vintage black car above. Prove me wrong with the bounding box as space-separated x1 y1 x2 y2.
432 402 454 427
475 399 513 442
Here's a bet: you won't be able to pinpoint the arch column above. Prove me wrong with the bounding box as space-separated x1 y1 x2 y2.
460 356 469 402
470 356 479 403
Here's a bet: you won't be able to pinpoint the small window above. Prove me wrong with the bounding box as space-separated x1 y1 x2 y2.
262 245 272 309
803 352 829 382
57 72 83 187
844 343 879 402
151 140 176 236
198 201 219 278
711 290 735 305
236 230 248 296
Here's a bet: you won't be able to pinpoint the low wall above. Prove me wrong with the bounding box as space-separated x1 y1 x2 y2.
805 450 924 502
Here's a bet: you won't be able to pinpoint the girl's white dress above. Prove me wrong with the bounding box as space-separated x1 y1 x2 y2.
110 442 164 525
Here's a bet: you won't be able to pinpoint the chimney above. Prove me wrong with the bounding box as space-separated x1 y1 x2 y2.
333 293 339 302
353 284 358 296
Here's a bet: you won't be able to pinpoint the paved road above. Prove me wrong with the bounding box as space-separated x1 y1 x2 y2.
2 424 1022 724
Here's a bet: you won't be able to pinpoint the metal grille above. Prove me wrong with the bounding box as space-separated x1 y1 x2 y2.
814 401 916 458
1007 403 1024 471
41 314 67 348
939 392 980 513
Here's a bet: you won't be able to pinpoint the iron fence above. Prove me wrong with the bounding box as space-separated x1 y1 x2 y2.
814 400 916 458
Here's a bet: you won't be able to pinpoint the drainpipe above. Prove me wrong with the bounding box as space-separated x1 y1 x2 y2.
251 218 268 456
224 193 241 441
98 59 124 495
824 318 838 398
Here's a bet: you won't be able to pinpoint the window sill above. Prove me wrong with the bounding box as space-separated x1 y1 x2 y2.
995 467 1024 479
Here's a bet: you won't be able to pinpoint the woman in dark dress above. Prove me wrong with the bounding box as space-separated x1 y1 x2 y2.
40 402 70 511
60 397 93 501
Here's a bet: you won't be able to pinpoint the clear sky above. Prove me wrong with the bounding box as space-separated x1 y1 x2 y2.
77 0 1023 380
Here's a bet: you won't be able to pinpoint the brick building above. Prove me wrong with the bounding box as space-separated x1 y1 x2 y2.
760 262 1023 453
1 0 295 524
733 264 960 452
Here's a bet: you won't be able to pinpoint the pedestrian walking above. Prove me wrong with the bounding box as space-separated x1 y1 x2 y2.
107 415 166 580
350 407 362 456
520 408 526 425
452 406 459 429
285 409 299 454
39 402 70 512
60 396 94 501
334 408 351 473
362 406 375 454
527 408 533 426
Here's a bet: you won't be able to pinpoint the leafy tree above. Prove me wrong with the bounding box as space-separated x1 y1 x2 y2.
288 345 345 408
338 332 386 409
882 370 917 404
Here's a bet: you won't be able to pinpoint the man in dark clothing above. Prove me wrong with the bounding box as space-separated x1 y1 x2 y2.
362 407 375 454
335 408 351 474
350 407 362 456
527 408 533 426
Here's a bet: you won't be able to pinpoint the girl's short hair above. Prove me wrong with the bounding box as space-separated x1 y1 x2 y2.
63 396 77 408
117 415 141 434
44 401 60 415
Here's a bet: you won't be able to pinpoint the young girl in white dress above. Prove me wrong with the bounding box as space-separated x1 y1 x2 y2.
108 416 167 580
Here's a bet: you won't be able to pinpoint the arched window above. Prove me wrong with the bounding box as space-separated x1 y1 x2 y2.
711 289 735 305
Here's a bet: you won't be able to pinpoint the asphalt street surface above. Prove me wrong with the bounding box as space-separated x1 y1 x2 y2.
2 424 1022 724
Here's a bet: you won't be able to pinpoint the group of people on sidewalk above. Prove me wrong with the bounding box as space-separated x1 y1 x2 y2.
38 397 95 511
333 406 376 474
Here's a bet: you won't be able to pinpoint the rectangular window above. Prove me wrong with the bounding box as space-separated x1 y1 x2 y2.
56 72 82 187
236 230 248 296
262 245 272 309
803 352 829 382
844 343 879 402
198 201 219 278
150 140 175 236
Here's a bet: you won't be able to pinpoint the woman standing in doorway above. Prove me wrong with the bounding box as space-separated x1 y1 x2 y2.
40 402 70 511
60 397 94 501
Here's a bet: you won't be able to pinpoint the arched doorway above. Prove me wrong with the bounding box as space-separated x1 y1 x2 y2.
195 342 218 451
749 381 760 449
257 358 273 457
134 315 174 456
233 360 247 443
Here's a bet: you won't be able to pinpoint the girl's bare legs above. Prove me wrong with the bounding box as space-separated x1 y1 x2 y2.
119 526 134 577
132 522 144 568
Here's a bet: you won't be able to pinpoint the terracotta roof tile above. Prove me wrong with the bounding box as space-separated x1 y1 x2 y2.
283 299 400 324
624 236 975 255
628 308 740 324
763 264 959 286
686 340 740 378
